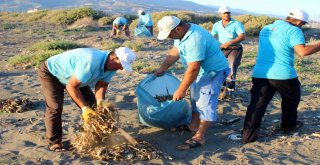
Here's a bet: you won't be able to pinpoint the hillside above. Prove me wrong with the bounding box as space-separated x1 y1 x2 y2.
0 0 217 14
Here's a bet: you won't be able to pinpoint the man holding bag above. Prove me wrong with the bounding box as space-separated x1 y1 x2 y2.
154 16 230 150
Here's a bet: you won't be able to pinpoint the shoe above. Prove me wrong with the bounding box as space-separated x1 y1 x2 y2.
176 139 204 150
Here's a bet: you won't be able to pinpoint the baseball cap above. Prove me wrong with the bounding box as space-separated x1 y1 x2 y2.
288 9 309 23
157 16 181 40
138 9 144 15
218 6 230 13
115 47 136 72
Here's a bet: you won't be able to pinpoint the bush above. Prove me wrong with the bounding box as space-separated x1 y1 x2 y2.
98 16 113 26
102 41 121 50
44 7 99 25
199 22 213 31
24 10 48 23
8 40 84 68
235 15 278 36
123 40 143 52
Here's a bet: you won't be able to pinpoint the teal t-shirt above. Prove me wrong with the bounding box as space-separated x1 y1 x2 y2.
113 17 128 25
174 24 229 77
211 18 245 44
47 48 116 87
252 20 305 79
138 13 153 26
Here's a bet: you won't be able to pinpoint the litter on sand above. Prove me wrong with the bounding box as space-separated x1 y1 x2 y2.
228 133 242 141
71 102 172 162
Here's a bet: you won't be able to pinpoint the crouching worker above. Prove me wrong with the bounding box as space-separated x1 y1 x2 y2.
37 47 136 152
111 17 131 39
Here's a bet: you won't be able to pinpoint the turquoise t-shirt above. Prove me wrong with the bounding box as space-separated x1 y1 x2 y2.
138 13 153 26
47 48 116 87
113 17 128 25
211 18 245 44
174 24 229 77
252 20 305 79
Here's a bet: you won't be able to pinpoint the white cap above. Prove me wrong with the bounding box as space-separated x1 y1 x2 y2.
288 9 309 23
218 6 230 13
138 9 144 15
115 47 136 72
157 16 181 40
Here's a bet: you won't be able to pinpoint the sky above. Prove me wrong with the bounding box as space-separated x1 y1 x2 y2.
188 0 320 22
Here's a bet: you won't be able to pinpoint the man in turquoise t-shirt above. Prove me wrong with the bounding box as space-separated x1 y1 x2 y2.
111 17 130 38
137 9 154 35
242 9 320 143
155 16 230 150
212 6 246 99
37 47 136 151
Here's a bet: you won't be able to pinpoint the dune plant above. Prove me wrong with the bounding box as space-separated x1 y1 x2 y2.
8 40 84 68
123 40 143 52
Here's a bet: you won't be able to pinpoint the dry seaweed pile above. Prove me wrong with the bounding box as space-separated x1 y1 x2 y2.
0 98 33 113
72 102 172 162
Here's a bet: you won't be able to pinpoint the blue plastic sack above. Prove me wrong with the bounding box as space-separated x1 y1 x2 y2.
136 73 191 129
134 25 152 38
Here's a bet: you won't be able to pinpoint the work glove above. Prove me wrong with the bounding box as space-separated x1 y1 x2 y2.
81 106 97 123
97 99 111 110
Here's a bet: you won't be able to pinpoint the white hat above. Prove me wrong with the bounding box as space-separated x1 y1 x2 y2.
157 16 181 40
218 6 230 13
288 9 309 23
138 9 144 15
115 47 136 72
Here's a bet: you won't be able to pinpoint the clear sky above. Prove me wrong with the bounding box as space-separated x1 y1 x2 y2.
188 0 320 22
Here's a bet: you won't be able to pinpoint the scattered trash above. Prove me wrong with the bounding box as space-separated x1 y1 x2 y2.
311 132 320 138
221 117 241 125
228 133 242 141
272 119 280 123
293 132 299 136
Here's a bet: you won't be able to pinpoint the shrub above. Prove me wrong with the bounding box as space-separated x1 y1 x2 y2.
68 17 98 29
123 40 143 52
44 7 99 25
102 41 121 50
27 40 83 52
24 10 48 23
199 22 213 31
98 16 113 26
235 15 278 36
8 40 84 68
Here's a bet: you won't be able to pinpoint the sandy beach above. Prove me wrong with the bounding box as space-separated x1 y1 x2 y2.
1 21 320 164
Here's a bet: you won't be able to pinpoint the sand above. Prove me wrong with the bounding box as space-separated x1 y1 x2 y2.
0 24 320 164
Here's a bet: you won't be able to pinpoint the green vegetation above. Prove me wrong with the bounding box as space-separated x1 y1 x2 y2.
132 59 160 73
102 41 121 50
8 40 84 68
234 15 278 36
123 40 143 52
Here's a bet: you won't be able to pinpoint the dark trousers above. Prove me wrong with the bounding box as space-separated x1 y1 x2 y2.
242 78 301 143
222 46 243 90
37 62 96 145
145 26 153 35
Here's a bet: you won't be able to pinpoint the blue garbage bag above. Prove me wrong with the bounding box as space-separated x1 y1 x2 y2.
134 25 152 38
136 73 191 129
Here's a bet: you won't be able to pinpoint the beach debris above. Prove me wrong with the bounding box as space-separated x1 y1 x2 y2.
72 102 171 162
154 88 173 102
0 98 33 113
220 117 241 125
311 132 320 138
228 133 242 141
